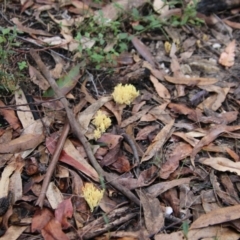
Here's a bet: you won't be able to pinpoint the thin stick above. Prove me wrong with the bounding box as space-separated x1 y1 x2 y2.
36 122 70 208
30 50 140 206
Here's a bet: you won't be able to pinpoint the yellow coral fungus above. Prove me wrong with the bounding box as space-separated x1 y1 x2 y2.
112 84 139 105
93 128 102 140
82 183 104 212
92 111 111 139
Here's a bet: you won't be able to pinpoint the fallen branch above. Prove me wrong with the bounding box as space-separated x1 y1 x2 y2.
30 50 140 206
36 122 70 208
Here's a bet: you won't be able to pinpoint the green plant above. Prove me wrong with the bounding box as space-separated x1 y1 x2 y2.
0 26 20 91
73 0 202 68
182 221 189 239
18 61 27 71
168 0 204 26
74 14 131 69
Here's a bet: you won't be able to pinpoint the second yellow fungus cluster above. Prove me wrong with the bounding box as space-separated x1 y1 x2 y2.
92 111 111 139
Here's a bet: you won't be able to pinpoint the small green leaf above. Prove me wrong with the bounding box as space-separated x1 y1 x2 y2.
118 33 128 40
182 221 189 238
43 64 81 97
133 25 145 31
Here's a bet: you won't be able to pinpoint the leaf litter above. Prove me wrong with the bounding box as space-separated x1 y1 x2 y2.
2 0 240 239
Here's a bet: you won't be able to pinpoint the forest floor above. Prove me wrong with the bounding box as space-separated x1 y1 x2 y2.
1 0 240 239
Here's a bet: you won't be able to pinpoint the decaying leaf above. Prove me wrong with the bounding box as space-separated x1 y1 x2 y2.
190 205 240 229
219 40 236 67
149 75 170 99
46 136 99 181
137 190 164 235
201 157 240 176
142 119 174 162
55 198 73 229
159 142 192 179
0 100 21 130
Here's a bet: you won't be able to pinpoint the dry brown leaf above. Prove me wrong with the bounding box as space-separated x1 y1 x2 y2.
118 166 158 190
149 75 170 99
173 132 199 147
198 85 229 111
110 155 131 173
165 75 218 86
225 147 240 161
98 133 123 150
15 88 35 129
11 18 52 36
0 225 28 240
143 61 165 80
147 177 192 198
141 119 174 162
0 133 44 154
28 63 50 90
219 40 236 67
159 142 192 179
0 163 16 198
210 171 239 206
190 204 240 229
0 100 21 130
140 113 156 122
137 190 164 235
188 226 240 240
191 125 240 163
104 101 123 125
136 125 159 140
201 157 240 175
155 231 184 240
46 182 63 209
121 106 152 128
224 19 240 29
131 36 156 67
148 106 172 125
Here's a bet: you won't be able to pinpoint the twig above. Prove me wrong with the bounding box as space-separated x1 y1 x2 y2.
121 133 140 177
36 122 70 208
0 97 64 109
30 50 140 206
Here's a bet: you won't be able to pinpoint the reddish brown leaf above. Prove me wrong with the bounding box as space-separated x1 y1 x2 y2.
98 133 123 150
118 166 158 190
55 198 73 229
46 135 99 181
0 100 21 130
32 208 54 232
42 219 69 240
101 144 121 166
110 155 131 173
